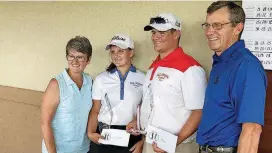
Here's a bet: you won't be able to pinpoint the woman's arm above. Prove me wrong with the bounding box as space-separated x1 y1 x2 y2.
87 100 103 144
40 79 60 153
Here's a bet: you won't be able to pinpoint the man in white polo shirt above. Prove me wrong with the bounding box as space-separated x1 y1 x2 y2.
141 13 207 153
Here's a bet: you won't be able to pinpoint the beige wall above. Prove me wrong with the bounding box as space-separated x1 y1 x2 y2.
0 2 214 152
0 1 213 92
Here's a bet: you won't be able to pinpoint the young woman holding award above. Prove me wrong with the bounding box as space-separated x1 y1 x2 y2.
87 34 145 153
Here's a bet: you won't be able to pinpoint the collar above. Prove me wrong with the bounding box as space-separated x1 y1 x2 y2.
110 65 137 74
63 69 88 86
150 47 184 68
213 40 245 64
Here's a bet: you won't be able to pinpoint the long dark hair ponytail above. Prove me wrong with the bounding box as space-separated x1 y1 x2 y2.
106 63 116 72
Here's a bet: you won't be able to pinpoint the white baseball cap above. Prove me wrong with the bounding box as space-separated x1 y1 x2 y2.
105 34 134 50
144 13 182 31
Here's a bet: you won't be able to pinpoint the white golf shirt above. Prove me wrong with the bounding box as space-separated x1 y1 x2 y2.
142 47 207 142
92 65 145 125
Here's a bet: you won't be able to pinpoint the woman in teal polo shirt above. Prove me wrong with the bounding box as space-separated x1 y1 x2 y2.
41 36 93 153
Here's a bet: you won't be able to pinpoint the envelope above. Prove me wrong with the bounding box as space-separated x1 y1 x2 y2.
145 125 178 153
98 129 130 147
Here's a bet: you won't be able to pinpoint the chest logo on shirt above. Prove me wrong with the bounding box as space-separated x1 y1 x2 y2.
214 76 220 84
130 81 143 88
156 73 169 81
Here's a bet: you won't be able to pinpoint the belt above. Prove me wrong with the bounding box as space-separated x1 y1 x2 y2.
199 145 237 153
97 122 127 134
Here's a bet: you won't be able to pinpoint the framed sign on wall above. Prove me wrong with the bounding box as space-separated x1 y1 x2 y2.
241 1 272 70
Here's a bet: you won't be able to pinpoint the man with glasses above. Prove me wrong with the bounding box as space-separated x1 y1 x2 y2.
139 13 207 153
197 1 267 153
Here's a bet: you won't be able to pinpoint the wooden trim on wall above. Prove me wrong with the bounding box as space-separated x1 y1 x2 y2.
0 85 43 107
259 71 272 153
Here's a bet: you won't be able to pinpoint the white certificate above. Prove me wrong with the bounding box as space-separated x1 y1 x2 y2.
98 129 130 147
145 125 178 153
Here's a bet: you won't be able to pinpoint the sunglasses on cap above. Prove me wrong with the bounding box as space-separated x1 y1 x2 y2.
149 17 168 24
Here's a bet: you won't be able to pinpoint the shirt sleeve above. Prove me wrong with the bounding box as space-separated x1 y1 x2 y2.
92 75 103 101
181 66 207 110
234 60 267 125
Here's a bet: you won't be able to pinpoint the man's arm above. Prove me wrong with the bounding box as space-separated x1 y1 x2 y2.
177 66 206 144
152 110 202 153
237 123 262 153
177 109 202 145
233 61 267 153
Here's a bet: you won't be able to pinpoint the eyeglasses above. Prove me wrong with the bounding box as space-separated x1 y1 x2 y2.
66 55 86 62
201 22 233 31
150 17 167 24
